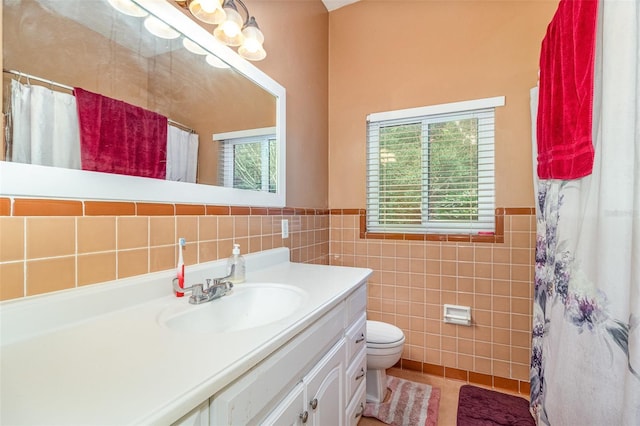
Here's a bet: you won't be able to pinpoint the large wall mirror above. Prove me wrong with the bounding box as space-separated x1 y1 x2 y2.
1 0 286 207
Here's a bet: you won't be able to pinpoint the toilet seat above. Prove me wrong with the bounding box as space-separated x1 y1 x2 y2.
367 320 405 349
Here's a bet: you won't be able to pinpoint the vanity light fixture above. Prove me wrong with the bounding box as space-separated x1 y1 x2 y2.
176 0 266 61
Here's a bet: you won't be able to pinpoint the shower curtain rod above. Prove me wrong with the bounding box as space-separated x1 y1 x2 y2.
3 69 196 135
3 69 73 91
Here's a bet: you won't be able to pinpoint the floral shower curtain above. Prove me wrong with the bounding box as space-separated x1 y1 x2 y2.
530 0 639 425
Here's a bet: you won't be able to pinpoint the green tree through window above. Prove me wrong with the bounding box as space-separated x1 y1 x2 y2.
428 119 479 222
232 139 277 193
379 123 422 225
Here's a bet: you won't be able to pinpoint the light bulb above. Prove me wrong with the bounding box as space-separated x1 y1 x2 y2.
188 0 225 25
239 43 266 61
242 38 261 53
214 5 243 46
199 0 218 13
238 19 266 61
222 21 240 38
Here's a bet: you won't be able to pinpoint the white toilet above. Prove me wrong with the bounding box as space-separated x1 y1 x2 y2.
365 320 406 403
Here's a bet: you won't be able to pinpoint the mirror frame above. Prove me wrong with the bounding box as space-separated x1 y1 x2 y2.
0 0 286 207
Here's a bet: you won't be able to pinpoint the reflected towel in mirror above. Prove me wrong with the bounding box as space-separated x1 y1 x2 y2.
75 87 167 179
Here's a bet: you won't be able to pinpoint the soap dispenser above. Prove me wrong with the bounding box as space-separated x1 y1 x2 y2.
227 243 246 284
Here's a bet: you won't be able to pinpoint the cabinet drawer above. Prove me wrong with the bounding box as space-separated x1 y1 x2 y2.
345 313 366 366
345 380 366 426
345 348 366 405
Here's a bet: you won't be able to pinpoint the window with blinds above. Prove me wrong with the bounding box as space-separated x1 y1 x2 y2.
366 97 503 235
219 134 277 193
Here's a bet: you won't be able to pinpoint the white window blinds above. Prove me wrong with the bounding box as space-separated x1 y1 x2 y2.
366 97 503 235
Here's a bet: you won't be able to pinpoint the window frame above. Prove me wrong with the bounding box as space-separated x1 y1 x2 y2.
366 96 504 235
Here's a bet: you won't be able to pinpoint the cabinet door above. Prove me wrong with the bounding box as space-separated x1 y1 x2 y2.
305 340 345 426
261 382 305 426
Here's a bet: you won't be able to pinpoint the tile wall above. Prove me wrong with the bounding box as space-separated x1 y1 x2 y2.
0 197 535 393
329 208 535 394
0 198 329 300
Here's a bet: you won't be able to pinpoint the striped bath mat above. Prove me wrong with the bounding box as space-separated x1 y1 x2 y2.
363 376 441 426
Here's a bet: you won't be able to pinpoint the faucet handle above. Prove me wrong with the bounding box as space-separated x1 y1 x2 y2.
205 278 212 289
192 283 204 298
213 264 235 286
189 283 207 304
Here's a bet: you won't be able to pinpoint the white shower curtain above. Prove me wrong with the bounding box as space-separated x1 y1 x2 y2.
166 125 199 183
530 1 640 424
10 80 81 169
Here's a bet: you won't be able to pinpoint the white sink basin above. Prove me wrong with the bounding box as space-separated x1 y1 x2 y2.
158 283 308 333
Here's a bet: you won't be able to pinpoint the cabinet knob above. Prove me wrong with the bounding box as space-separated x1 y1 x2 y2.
355 368 365 381
355 333 365 344
300 411 309 423
309 398 318 410
354 402 365 419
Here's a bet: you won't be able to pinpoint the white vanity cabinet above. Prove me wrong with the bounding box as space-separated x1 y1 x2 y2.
263 340 344 425
0 248 374 425
209 281 367 426
172 401 210 426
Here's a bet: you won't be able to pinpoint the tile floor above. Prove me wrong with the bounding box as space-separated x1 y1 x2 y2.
358 367 527 426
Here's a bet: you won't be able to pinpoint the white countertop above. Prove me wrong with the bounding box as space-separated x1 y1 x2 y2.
0 248 372 425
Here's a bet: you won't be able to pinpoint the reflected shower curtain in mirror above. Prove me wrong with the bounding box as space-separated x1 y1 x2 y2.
166 125 199 183
530 0 640 424
9 80 81 169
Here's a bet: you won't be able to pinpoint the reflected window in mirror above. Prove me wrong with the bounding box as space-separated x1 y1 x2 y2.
216 127 277 193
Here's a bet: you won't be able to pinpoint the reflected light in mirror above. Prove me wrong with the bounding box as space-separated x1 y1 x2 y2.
183 37 208 55
107 0 148 17
206 54 231 68
144 15 180 39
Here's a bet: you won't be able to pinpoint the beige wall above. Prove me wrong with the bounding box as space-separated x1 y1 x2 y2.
328 0 559 209
326 0 559 389
247 0 330 209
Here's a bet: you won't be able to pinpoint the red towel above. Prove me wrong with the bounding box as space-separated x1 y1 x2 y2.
75 88 167 179
536 0 598 180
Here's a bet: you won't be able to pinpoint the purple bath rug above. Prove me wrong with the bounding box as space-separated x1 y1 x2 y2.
457 384 534 426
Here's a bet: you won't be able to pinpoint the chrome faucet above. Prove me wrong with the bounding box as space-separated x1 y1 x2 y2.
172 265 235 305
